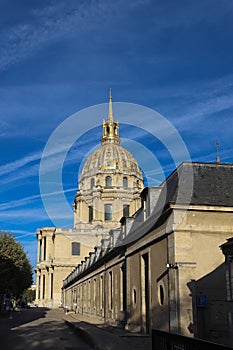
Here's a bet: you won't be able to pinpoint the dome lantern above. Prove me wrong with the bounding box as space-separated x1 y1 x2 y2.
101 89 120 145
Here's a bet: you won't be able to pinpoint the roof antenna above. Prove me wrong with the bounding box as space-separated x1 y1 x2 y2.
216 139 220 164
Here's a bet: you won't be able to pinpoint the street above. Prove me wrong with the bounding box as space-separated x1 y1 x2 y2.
0 307 92 350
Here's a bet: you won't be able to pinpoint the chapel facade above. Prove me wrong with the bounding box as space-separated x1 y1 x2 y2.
35 93 144 308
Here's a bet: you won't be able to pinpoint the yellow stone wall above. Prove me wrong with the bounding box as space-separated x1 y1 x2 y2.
62 205 233 345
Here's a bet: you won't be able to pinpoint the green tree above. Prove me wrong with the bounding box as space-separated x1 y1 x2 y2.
0 231 33 298
22 288 36 303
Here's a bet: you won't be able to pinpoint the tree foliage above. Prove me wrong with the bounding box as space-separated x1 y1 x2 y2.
22 288 36 303
0 231 33 297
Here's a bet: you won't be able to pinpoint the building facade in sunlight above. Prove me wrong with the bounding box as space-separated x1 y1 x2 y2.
35 93 144 308
62 162 233 347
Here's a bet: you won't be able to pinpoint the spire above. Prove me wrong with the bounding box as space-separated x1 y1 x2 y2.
108 88 114 123
101 90 120 145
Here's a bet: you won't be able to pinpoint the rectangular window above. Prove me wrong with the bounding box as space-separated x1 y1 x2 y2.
93 279 96 309
50 273 53 299
100 276 103 310
43 237 46 261
109 271 113 310
123 205 130 217
120 264 126 311
38 276 41 299
105 204 112 221
72 242 80 256
88 281 91 308
42 275 45 299
89 206 93 223
39 240 42 262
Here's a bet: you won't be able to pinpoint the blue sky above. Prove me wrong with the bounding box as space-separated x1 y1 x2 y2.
0 0 233 272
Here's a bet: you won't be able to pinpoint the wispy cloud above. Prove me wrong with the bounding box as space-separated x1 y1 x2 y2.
0 151 41 176
149 0 233 31
0 2 92 70
160 75 233 132
0 208 47 220
0 1 146 71
12 230 35 239
0 187 76 210
2 0 230 72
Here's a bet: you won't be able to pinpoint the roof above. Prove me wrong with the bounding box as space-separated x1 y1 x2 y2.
164 162 233 207
122 161 233 245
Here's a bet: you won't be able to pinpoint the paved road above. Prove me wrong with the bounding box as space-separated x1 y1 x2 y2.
0 308 92 350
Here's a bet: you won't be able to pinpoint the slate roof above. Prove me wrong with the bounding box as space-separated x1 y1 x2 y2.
164 162 233 207
122 162 233 246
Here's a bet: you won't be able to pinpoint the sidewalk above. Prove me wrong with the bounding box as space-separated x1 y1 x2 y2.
63 311 152 350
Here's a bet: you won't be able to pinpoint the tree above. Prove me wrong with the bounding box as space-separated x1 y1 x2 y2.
22 288 36 303
0 231 33 298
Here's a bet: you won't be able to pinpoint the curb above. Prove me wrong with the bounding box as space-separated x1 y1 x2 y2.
64 319 99 350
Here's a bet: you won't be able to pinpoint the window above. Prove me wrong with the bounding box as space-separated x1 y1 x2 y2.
158 282 165 306
50 273 53 299
43 237 46 261
39 240 42 262
90 178 95 189
132 288 137 305
123 205 130 217
42 275 45 299
109 271 113 310
89 206 93 223
105 176 112 188
123 176 128 188
100 276 103 309
72 242 80 256
93 279 96 307
38 276 41 299
120 264 126 311
105 204 112 221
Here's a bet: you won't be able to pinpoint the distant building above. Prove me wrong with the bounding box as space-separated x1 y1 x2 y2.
35 93 144 308
62 162 233 347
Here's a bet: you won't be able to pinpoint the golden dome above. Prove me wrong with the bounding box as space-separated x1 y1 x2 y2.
80 143 143 180
79 91 143 182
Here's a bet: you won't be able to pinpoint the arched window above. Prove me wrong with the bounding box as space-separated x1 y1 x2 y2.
105 176 112 188
90 178 95 189
123 177 128 188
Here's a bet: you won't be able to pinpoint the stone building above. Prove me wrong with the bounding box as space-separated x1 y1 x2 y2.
220 237 233 345
62 162 233 346
35 93 144 307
